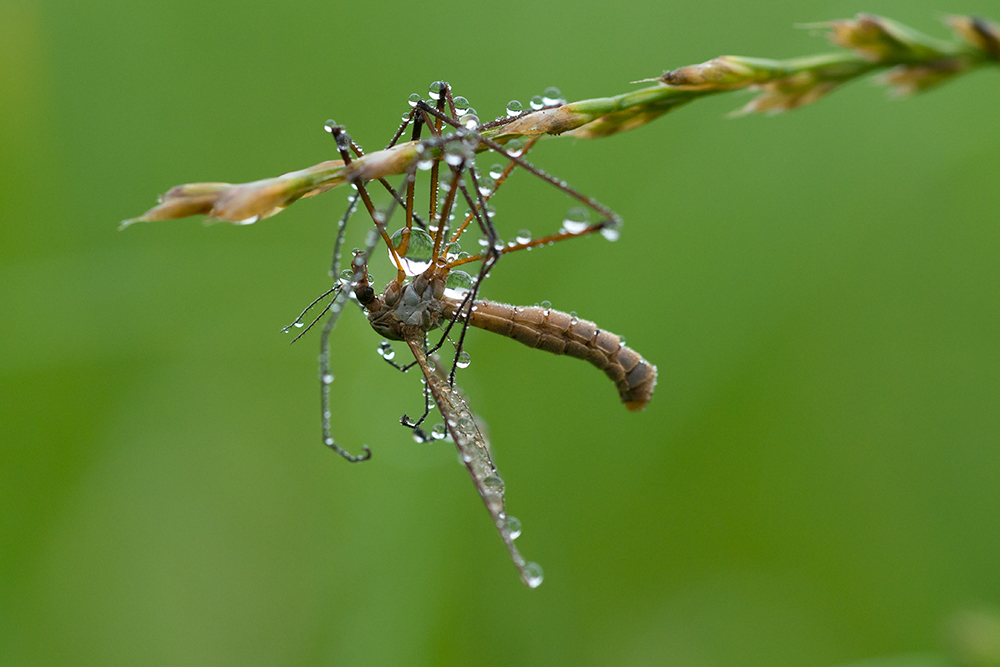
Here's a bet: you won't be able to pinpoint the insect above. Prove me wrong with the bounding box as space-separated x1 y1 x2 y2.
127 82 657 587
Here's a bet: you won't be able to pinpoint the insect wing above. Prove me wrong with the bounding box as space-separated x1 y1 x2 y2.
405 337 543 588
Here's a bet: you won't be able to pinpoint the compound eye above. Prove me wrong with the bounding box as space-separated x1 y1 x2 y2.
356 285 375 305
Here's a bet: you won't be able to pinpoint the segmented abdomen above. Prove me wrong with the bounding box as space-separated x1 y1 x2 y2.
454 300 657 411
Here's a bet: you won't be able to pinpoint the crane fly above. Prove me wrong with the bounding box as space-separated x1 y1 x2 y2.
127 81 657 587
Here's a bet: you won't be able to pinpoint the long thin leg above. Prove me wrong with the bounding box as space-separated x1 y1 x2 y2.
318 229 381 463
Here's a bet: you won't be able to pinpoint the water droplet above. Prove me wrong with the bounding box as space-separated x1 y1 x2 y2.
293 319 304 329
505 138 524 157
483 475 505 493
323 119 338 133
540 300 552 309
477 176 494 197
408 92 421 108
453 96 470 115
444 142 471 166
321 373 334 385
530 95 544 110
542 86 563 105
324 436 335 446
377 341 395 360
489 163 504 179
339 269 354 281
456 351 471 368
515 229 532 244
506 99 523 116
431 423 447 440
428 81 446 100
506 515 522 540
462 114 479 130
523 561 544 588
600 226 621 242
618 337 627 347
445 270 473 297
389 227 435 275
562 207 590 234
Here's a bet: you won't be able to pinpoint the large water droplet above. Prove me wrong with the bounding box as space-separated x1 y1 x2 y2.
489 164 504 179
515 229 532 244
562 207 590 234
506 99 523 116
453 96 470 115
323 119 338 133
389 227 435 275
431 423 447 440
463 114 480 130
505 138 524 157
428 81 446 100
456 350 471 369
523 561 544 588
530 95 544 110
445 270 473 298
542 86 563 105
408 92 421 108
540 300 552 309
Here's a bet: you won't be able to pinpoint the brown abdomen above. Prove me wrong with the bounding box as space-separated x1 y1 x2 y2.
460 301 657 411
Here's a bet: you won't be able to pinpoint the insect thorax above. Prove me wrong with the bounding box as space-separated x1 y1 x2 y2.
366 271 447 341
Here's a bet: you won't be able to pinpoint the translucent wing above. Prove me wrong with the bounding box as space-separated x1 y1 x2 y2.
405 335 543 588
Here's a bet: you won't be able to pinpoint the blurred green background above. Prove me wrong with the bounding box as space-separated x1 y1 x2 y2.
3 0 999 665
